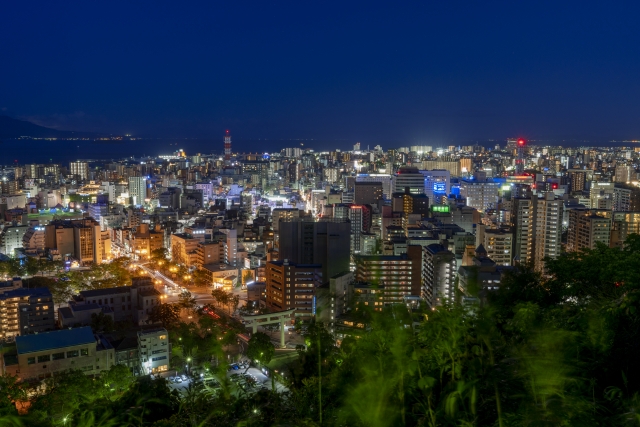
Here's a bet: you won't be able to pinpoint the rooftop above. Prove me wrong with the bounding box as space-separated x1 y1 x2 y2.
16 327 96 355
80 286 131 298
0 287 51 301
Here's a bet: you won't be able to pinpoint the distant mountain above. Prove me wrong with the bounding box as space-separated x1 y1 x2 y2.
0 115 103 139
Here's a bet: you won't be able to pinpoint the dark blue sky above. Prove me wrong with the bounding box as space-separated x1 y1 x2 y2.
2 1 640 147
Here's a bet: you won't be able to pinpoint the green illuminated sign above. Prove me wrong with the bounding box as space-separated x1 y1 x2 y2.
431 205 450 213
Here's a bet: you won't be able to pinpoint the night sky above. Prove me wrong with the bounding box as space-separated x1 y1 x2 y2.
2 1 640 147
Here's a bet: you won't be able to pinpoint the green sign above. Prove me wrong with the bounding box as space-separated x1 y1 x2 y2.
431 205 450 213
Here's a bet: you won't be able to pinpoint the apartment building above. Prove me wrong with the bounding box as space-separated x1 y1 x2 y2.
354 245 422 304
567 209 612 252
0 288 55 340
422 244 456 307
265 260 322 320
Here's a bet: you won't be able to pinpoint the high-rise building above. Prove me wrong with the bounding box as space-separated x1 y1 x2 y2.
460 177 500 211
569 170 587 193
512 192 563 271
614 164 634 183
0 288 55 340
590 181 614 210
421 244 456 307
354 245 422 304
70 161 89 180
356 174 394 199
613 184 640 212
567 209 612 252
265 260 322 320
475 225 513 266
394 166 425 195
611 212 640 248
0 224 29 257
277 220 351 281
128 177 147 206
421 169 450 202
73 217 109 265
224 130 232 161
354 182 383 205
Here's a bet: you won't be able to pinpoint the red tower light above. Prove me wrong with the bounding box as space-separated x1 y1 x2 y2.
518 139 525 146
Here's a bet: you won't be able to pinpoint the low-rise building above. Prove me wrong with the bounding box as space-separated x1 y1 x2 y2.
4 327 114 381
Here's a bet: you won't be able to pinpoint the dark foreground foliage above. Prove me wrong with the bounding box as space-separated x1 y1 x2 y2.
2 237 640 426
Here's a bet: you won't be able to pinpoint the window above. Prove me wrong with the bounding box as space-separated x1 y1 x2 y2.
27 357 35 365
67 350 79 358
159 335 167 340
52 352 64 360
152 356 167 362
110 298 114 303
81 348 89 356
42 305 49 310
37 355 50 363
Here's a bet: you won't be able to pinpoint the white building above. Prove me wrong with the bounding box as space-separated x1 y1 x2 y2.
128 177 147 206
460 179 500 211
0 225 29 257
138 328 169 374
356 174 394 199
394 166 425 195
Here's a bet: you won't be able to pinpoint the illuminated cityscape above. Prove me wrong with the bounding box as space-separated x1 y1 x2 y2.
2 2 640 426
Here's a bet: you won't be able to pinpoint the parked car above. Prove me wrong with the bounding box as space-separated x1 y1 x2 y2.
180 374 188 381
175 377 183 383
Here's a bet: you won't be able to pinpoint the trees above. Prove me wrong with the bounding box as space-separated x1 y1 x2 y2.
90 312 115 333
178 291 197 313
0 375 26 417
246 332 275 366
191 268 210 287
148 303 181 329
242 269 253 286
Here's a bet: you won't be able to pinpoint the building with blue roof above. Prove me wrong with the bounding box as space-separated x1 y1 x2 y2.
5 326 114 381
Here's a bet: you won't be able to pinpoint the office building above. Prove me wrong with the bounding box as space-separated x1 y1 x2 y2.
460 177 500 211
354 182 383 205
356 174 394 199
421 169 450 202
277 220 351 281
394 166 425 195
128 176 147 206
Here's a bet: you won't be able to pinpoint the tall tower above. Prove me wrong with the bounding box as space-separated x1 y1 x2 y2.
224 130 232 161
515 138 525 175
